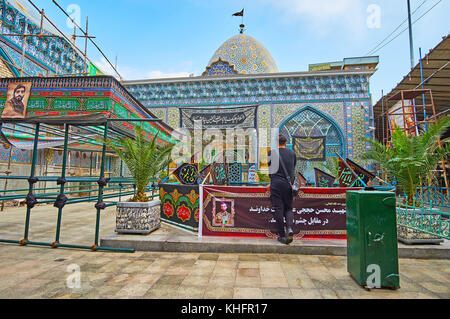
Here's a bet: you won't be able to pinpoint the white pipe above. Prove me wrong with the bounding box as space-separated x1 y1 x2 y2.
198 183 203 238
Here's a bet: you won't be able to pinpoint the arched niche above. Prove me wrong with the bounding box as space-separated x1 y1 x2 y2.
279 106 345 183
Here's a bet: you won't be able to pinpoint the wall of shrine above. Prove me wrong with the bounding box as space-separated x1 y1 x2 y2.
124 70 375 181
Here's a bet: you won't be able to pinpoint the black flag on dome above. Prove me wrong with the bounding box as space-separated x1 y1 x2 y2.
233 9 244 17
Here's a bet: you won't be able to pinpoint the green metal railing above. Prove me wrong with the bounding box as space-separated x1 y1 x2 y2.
416 186 450 209
0 119 163 253
397 187 450 240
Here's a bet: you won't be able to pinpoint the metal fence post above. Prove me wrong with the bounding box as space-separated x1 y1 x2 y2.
22 123 40 244
93 122 109 250
54 124 70 246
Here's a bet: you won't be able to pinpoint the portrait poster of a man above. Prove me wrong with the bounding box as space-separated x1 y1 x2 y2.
212 199 235 228
1 82 32 119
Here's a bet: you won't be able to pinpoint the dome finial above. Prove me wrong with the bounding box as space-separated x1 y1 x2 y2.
239 24 245 34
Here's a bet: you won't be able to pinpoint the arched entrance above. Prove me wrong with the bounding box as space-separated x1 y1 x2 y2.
279 106 345 184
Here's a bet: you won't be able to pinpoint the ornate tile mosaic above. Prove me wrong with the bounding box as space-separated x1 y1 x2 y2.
125 73 372 108
257 104 271 128
0 143 30 164
272 102 345 130
206 34 278 75
151 108 167 123
168 107 180 129
346 101 370 162
0 0 86 76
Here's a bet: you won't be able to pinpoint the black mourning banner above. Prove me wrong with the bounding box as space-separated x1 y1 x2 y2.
293 136 326 161
338 156 359 187
211 163 229 185
346 159 375 185
233 9 244 16
314 168 335 188
173 163 199 185
159 184 199 230
298 172 307 187
180 106 257 129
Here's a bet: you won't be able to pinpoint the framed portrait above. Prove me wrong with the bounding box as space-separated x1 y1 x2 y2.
1 82 32 119
212 198 235 228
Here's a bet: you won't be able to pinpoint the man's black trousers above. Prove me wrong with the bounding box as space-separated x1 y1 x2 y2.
270 178 294 237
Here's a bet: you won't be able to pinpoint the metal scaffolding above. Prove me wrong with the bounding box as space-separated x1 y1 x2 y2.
0 0 122 79
385 89 449 189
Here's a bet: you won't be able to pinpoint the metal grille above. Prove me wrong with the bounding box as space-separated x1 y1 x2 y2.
228 163 243 184
397 187 450 240
280 108 344 183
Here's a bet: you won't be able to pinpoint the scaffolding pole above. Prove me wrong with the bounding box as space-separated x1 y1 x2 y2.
0 0 121 79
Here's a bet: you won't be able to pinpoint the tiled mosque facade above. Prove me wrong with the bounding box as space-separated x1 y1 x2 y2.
124 32 377 183
0 0 89 168
0 0 377 184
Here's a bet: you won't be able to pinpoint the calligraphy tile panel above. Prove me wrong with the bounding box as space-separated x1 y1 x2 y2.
180 106 257 129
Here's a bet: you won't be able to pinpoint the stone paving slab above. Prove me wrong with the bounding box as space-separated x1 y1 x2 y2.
101 223 450 260
0 202 449 299
0 244 448 299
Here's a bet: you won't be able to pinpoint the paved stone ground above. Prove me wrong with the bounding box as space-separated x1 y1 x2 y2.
0 202 449 299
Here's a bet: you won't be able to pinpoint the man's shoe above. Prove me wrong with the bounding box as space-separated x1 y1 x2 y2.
277 236 288 245
286 227 294 245
286 227 294 237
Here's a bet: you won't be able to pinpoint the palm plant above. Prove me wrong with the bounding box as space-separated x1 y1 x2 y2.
324 156 340 178
363 116 450 205
257 171 270 183
107 127 173 202
198 158 207 171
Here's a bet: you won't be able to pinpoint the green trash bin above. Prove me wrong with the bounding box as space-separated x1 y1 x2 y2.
346 190 400 290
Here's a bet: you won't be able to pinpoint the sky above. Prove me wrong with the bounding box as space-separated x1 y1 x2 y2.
24 0 450 104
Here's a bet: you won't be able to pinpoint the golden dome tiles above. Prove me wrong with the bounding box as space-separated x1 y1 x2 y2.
206 33 278 75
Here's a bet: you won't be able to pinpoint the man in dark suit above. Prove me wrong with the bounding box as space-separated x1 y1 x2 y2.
268 134 297 245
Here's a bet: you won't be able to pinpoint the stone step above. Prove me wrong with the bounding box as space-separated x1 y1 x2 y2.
101 231 450 260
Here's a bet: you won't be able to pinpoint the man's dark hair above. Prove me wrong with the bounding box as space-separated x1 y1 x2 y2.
279 134 287 146
13 85 26 93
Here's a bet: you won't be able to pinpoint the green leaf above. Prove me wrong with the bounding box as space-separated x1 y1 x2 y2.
105 127 174 201
363 116 450 195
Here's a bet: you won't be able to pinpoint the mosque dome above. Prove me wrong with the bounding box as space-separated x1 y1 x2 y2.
203 33 278 76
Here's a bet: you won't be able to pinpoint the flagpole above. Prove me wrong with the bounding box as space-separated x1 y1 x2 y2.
233 9 245 33
375 175 393 187
198 171 211 238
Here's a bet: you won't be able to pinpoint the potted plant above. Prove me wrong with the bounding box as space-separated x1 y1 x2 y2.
363 116 450 244
107 127 173 234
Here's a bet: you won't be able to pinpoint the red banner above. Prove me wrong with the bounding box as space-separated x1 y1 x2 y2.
201 186 360 239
